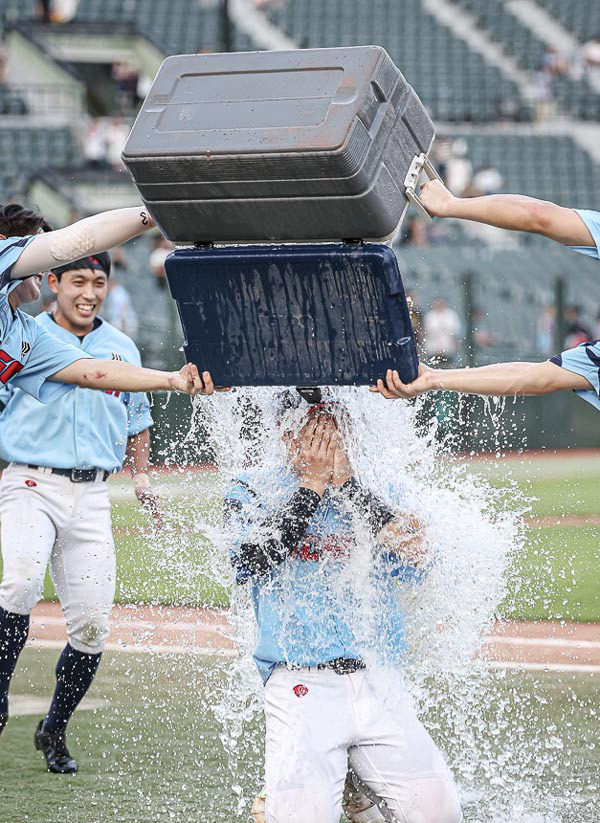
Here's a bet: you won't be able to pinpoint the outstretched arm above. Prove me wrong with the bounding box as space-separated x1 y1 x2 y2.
11 207 155 279
49 359 215 396
371 361 592 399
419 179 594 246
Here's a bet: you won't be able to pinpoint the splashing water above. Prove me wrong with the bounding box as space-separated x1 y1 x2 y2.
178 386 596 823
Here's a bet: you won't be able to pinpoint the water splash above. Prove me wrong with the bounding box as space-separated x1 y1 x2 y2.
144 386 596 822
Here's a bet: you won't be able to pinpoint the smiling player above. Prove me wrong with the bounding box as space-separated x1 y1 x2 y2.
0 251 163 771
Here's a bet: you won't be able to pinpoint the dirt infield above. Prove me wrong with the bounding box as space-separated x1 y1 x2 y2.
28 602 600 673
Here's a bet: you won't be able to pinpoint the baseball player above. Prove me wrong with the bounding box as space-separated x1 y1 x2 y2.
0 201 214 403
225 392 461 823
0 251 160 772
371 181 600 407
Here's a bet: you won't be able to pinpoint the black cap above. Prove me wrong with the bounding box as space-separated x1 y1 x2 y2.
50 251 111 279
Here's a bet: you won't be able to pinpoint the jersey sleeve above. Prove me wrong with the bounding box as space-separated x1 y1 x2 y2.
550 341 600 411
11 319 90 403
0 236 36 288
569 210 600 259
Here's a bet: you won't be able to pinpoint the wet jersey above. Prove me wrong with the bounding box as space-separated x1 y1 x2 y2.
0 313 153 471
226 466 424 684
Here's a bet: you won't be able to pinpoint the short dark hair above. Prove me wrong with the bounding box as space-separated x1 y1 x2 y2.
0 203 46 238
51 252 111 281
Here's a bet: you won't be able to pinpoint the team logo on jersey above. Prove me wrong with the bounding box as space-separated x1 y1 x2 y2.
111 352 123 361
293 684 309 698
0 350 23 384
25 479 37 488
21 341 31 359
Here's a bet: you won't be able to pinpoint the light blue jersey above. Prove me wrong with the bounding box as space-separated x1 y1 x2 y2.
0 313 153 472
0 236 86 402
226 467 423 685
550 209 600 410
570 209 600 259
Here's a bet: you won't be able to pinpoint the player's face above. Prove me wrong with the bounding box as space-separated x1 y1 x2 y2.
51 267 108 332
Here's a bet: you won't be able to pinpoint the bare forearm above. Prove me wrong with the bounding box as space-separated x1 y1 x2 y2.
126 429 151 478
423 361 590 396
419 180 593 245
50 359 172 392
12 207 153 278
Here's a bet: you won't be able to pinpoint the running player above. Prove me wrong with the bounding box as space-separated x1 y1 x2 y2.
371 180 600 405
0 202 214 401
226 392 461 823
0 251 160 771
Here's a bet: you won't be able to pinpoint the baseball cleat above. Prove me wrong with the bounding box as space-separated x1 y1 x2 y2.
34 720 78 774
343 774 387 822
0 714 7 736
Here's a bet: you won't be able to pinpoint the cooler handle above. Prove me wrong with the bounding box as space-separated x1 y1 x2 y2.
403 153 443 221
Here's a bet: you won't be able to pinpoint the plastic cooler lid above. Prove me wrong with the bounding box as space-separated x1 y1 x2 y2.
123 46 394 157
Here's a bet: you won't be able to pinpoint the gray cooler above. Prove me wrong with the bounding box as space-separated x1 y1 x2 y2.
122 46 436 243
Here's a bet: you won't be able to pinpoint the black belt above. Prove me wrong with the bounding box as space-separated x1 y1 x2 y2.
27 464 109 483
288 657 366 675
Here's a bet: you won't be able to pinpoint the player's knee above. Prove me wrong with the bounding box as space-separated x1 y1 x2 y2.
67 614 110 653
266 786 339 823
388 775 462 823
0 574 42 615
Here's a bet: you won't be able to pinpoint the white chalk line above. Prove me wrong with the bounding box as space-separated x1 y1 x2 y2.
27 638 237 657
484 636 600 649
487 661 600 674
25 638 600 673
31 614 224 635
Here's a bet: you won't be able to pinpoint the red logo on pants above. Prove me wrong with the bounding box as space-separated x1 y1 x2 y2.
25 479 37 488
293 684 308 698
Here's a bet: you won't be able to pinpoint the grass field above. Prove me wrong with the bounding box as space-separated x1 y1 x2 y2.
1 453 599 823
9 452 594 622
0 648 597 823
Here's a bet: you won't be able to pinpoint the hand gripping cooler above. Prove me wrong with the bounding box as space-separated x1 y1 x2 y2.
165 243 418 387
122 46 436 243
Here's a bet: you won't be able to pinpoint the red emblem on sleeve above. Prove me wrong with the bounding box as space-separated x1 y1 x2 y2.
0 350 23 384
25 479 37 488
293 684 308 698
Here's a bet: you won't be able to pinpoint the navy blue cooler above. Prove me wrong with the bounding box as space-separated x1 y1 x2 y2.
165 243 418 387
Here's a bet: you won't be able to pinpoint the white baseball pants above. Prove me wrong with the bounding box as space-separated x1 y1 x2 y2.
0 463 116 653
264 666 462 823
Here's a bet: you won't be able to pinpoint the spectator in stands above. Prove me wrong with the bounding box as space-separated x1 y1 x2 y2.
581 35 600 71
36 0 52 22
105 118 129 171
112 62 139 113
423 299 461 367
83 120 108 169
444 139 472 197
468 164 503 197
149 235 173 290
531 65 556 122
472 307 494 351
104 278 138 340
102 245 138 339
401 216 429 248
563 305 592 349
542 47 568 76
536 304 556 356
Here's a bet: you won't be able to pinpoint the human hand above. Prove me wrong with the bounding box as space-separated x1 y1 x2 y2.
168 366 218 396
135 482 163 530
369 364 436 399
290 415 335 496
331 432 353 488
418 179 457 218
